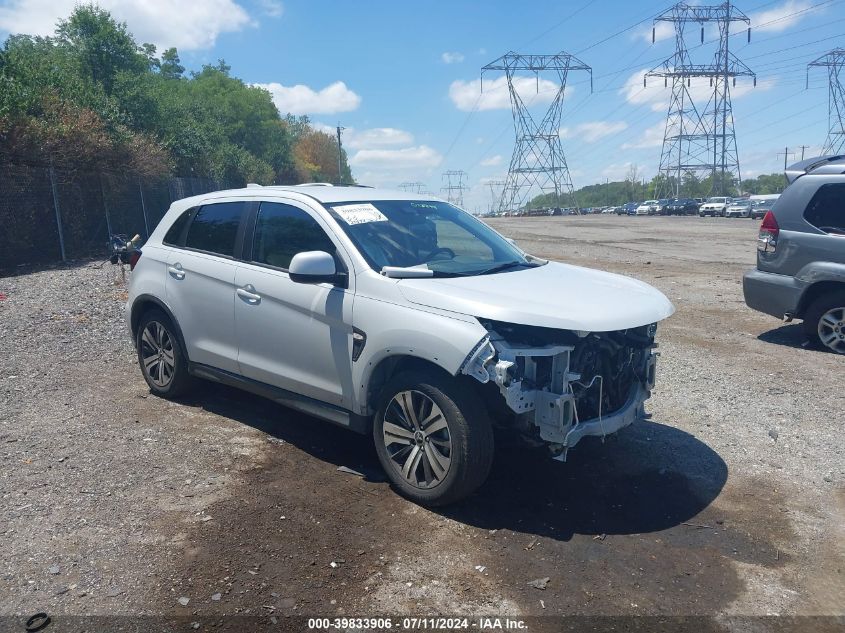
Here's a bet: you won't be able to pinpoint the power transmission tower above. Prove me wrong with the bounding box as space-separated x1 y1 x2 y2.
481 52 592 213
645 2 755 197
441 170 468 207
398 181 426 193
486 179 506 214
808 48 845 155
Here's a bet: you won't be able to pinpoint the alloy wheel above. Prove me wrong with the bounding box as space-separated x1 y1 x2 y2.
140 321 176 387
382 390 452 489
818 307 845 354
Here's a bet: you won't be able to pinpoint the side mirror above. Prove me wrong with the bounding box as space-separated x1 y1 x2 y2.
288 251 345 286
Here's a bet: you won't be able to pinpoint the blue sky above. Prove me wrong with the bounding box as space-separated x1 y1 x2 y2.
1 0 842 210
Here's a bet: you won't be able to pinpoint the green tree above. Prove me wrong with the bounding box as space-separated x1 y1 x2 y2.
160 48 184 79
55 4 147 94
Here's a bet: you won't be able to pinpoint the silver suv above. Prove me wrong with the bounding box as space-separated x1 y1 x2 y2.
126 185 674 504
743 156 845 354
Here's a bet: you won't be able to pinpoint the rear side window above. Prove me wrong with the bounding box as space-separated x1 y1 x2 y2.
185 202 244 256
163 208 194 246
251 202 336 270
804 183 845 234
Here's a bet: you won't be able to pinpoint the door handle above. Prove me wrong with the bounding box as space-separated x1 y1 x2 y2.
168 264 185 280
236 285 261 304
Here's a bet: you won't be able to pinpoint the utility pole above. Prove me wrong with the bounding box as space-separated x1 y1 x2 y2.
336 124 345 185
645 2 755 197
777 147 795 170
441 170 468 208
481 51 592 213
808 49 845 155
798 145 810 161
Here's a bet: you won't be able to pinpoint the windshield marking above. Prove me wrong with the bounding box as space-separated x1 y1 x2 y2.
333 203 388 225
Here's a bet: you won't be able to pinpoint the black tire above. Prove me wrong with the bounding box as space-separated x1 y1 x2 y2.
372 370 494 506
803 290 845 354
136 308 193 397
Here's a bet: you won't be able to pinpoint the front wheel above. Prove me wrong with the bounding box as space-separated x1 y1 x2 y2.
804 291 845 354
373 370 494 506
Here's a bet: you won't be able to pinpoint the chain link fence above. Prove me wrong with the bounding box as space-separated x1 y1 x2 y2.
0 162 231 270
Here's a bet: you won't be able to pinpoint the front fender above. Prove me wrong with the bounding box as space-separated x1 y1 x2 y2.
352 295 487 415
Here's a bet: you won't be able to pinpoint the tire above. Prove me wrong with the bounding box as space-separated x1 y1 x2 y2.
373 370 494 506
803 290 845 355
136 308 193 397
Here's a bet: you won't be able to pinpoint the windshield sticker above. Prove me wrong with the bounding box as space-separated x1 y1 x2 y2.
410 202 437 209
333 203 388 225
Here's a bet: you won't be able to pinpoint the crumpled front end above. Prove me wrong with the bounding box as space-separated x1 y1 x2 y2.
461 319 659 459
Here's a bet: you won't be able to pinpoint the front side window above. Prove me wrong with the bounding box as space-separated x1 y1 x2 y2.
252 202 336 269
184 202 244 256
327 200 532 276
804 183 845 234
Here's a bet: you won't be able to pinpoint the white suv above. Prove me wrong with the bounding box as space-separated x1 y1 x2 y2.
126 185 674 505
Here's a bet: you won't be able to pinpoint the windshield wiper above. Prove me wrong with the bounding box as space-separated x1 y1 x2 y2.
474 260 538 276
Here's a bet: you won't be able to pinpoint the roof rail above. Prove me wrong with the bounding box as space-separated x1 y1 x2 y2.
246 183 262 188
295 182 334 187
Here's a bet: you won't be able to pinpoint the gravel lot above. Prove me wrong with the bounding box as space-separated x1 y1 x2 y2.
1 216 842 629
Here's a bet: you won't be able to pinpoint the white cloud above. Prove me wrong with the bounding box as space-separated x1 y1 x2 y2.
750 0 814 32
345 127 413 150
0 0 254 50
560 121 628 143
441 51 465 64
349 145 443 170
258 0 283 17
255 81 361 115
622 68 775 112
480 155 503 167
621 121 666 149
449 75 565 111
313 124 415 150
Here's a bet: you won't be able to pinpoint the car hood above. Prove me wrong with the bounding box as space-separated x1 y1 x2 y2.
396 261 675 332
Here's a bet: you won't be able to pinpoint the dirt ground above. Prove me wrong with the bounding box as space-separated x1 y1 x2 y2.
1 215 843 631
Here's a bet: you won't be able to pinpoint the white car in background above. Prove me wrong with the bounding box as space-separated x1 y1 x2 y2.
636 200 658 215
125 185 674 505
699 196 730 217
725 199 753 218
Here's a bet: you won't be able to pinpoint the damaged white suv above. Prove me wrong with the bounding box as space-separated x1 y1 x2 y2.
126 186 674 505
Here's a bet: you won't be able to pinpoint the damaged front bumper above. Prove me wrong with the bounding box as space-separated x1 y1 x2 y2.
461 328 658 456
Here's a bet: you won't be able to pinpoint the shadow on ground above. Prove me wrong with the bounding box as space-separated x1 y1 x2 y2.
179 382 727 543
757 322 827 353
442 419 728 541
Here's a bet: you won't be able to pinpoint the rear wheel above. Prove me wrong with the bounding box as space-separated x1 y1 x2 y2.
136 309 193 397
373 370 494 506
803 290 845 354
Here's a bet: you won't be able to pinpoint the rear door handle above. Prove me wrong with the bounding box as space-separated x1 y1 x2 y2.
168 264 185 280
236 285 261 304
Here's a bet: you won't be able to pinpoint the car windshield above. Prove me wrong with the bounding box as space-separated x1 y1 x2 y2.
326 199 534 277
707 197 728 203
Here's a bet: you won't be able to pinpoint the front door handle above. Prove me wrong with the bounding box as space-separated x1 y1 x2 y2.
168 264 185 280
236 285 261 304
